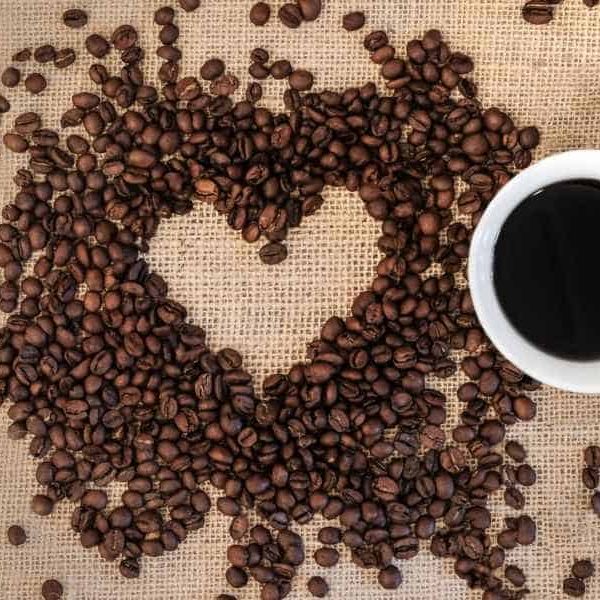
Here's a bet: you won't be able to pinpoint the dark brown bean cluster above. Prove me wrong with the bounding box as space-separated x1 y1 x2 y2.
0 5 544 598
522 0 598 25
249 1 323 28
564 560 595 597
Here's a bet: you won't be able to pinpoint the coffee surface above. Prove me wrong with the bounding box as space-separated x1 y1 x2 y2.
494 180 600 360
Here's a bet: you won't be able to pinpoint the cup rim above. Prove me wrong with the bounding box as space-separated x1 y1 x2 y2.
468 149 600 394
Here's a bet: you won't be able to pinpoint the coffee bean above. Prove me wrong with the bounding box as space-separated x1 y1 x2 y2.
25 73 47 95
504 486 525 510
86 35 111 58
246 82 263 103
63 9 88 28
516 464 537 486
516 515 536 545
7 525 27 546
318 527 341 545
289 69 314 91
54 48 77 69
592 491 600 515
279 4 303 28
298 0 322 21
32 494 54 516
505 565 526 587
378 565 403 589
226 566 248 588
200 58 225 81
585 445 600 468
179 0 200 11
3 133 29 153
513 395 536 420
34 45 56 63
0 94 9 113
250 2 271 26
563 577 586 597
314 547 339 567
307 576 329 597
259 242 288 264
506 440 527 463
271 60 293 79
1 67 20 88
572 560 595 580
12 48 31 62
582 467 599 490
41 579 63 600
343 11 366 31
112 25 138 50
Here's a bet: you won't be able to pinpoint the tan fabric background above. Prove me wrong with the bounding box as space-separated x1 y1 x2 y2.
0 0 599 598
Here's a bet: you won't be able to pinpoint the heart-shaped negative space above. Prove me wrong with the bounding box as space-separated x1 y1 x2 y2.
0 10 541 599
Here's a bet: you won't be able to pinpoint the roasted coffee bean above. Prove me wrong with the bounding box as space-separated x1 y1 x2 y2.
563 577 586 597
592 491 600 515
112 25 138 50
31 494 54 516
504 486 525 510
271 60 293 79
259 242 287 265
34 45 56 63
585 445 600 468
250 2 271 25
41 579 63 600
279 4 303 28
582 467 599 490
7 525 27 546
86 35 111 58
178 0 200 11
1 67 20 88
3 133 29 154
24 73 47 95
343 11 366 31
307 576 329 597
0 94 9 113
289 69 314 91
505 565 526 587
378 565 403 589
54 48 77 69
314 547 339 567
13 48 31 62
63 9 88 29
516 464 537 486
200 58 225 81
298 0 322 21
506 440 527 463
572 560 595 580
318 527 341 545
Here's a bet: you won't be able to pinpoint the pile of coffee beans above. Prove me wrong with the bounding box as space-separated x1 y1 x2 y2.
522 0 598 25
0 3 546 599
564 560 595 597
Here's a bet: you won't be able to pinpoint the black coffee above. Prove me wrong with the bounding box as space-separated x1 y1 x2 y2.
494 179 600 360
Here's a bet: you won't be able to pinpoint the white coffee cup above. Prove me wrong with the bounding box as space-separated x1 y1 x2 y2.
468 149 600 394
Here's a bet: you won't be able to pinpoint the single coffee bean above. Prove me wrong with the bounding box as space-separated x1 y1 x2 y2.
1 67 20 88
119 558 140 579
516 464 537 486
378 565 403 589
200 58 225 81
343 11 366 31
505 440 527 463
572 560 595 580
179 0 200 11
63 9 88 28
250 2 271 26
25 73 47 95
86 34 111 58
3 133 29 153
0 94 9 113
279 4 303 28
54 48 77 69
112 25 138 50
32 494 54 516
225 566 248 588
563 577 586 597
271 60 293 79
12 48 31 62
504 486 525 510
7 525 27 546
592 491 600 515
307 576 329 597
34 45 56 63
585 445 600 468
318 527 341 545
289 69 314 91
582 467 599 490
314 547 339 567
41 579 63 600
259 242 287 264
505 565 526 587
246 82 263 103
298 0 322 21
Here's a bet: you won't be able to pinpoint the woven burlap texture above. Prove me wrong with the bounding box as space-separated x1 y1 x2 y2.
0 0 599 598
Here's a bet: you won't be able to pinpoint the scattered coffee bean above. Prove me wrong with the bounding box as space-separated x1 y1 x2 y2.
505 565 526 587
7 525 26 546
200 58 225 80
516 464 537 486
289 69 313 90
259 242 288 265
12 48 31 62
250 2 271 26
505 440 527 463
86 34 111 58
1 67 20 88
378 565 403 589
24 73 47 95
563 577 586 597
41 579 63 600
54 48 77 69
307 576 329 597
3 133 29 153
0 94 9 113
63 8 88 29
178 0 200 11
314 547 339 567
592 491 600 515
572 560 595 580
298 0 322 21
279 3 303 28
34 45 56 64
343 11 365 31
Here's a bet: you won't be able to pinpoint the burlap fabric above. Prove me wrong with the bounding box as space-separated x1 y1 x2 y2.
0 0 599 598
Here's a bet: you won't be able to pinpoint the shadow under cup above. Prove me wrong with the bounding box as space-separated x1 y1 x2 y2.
468 150 600 394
